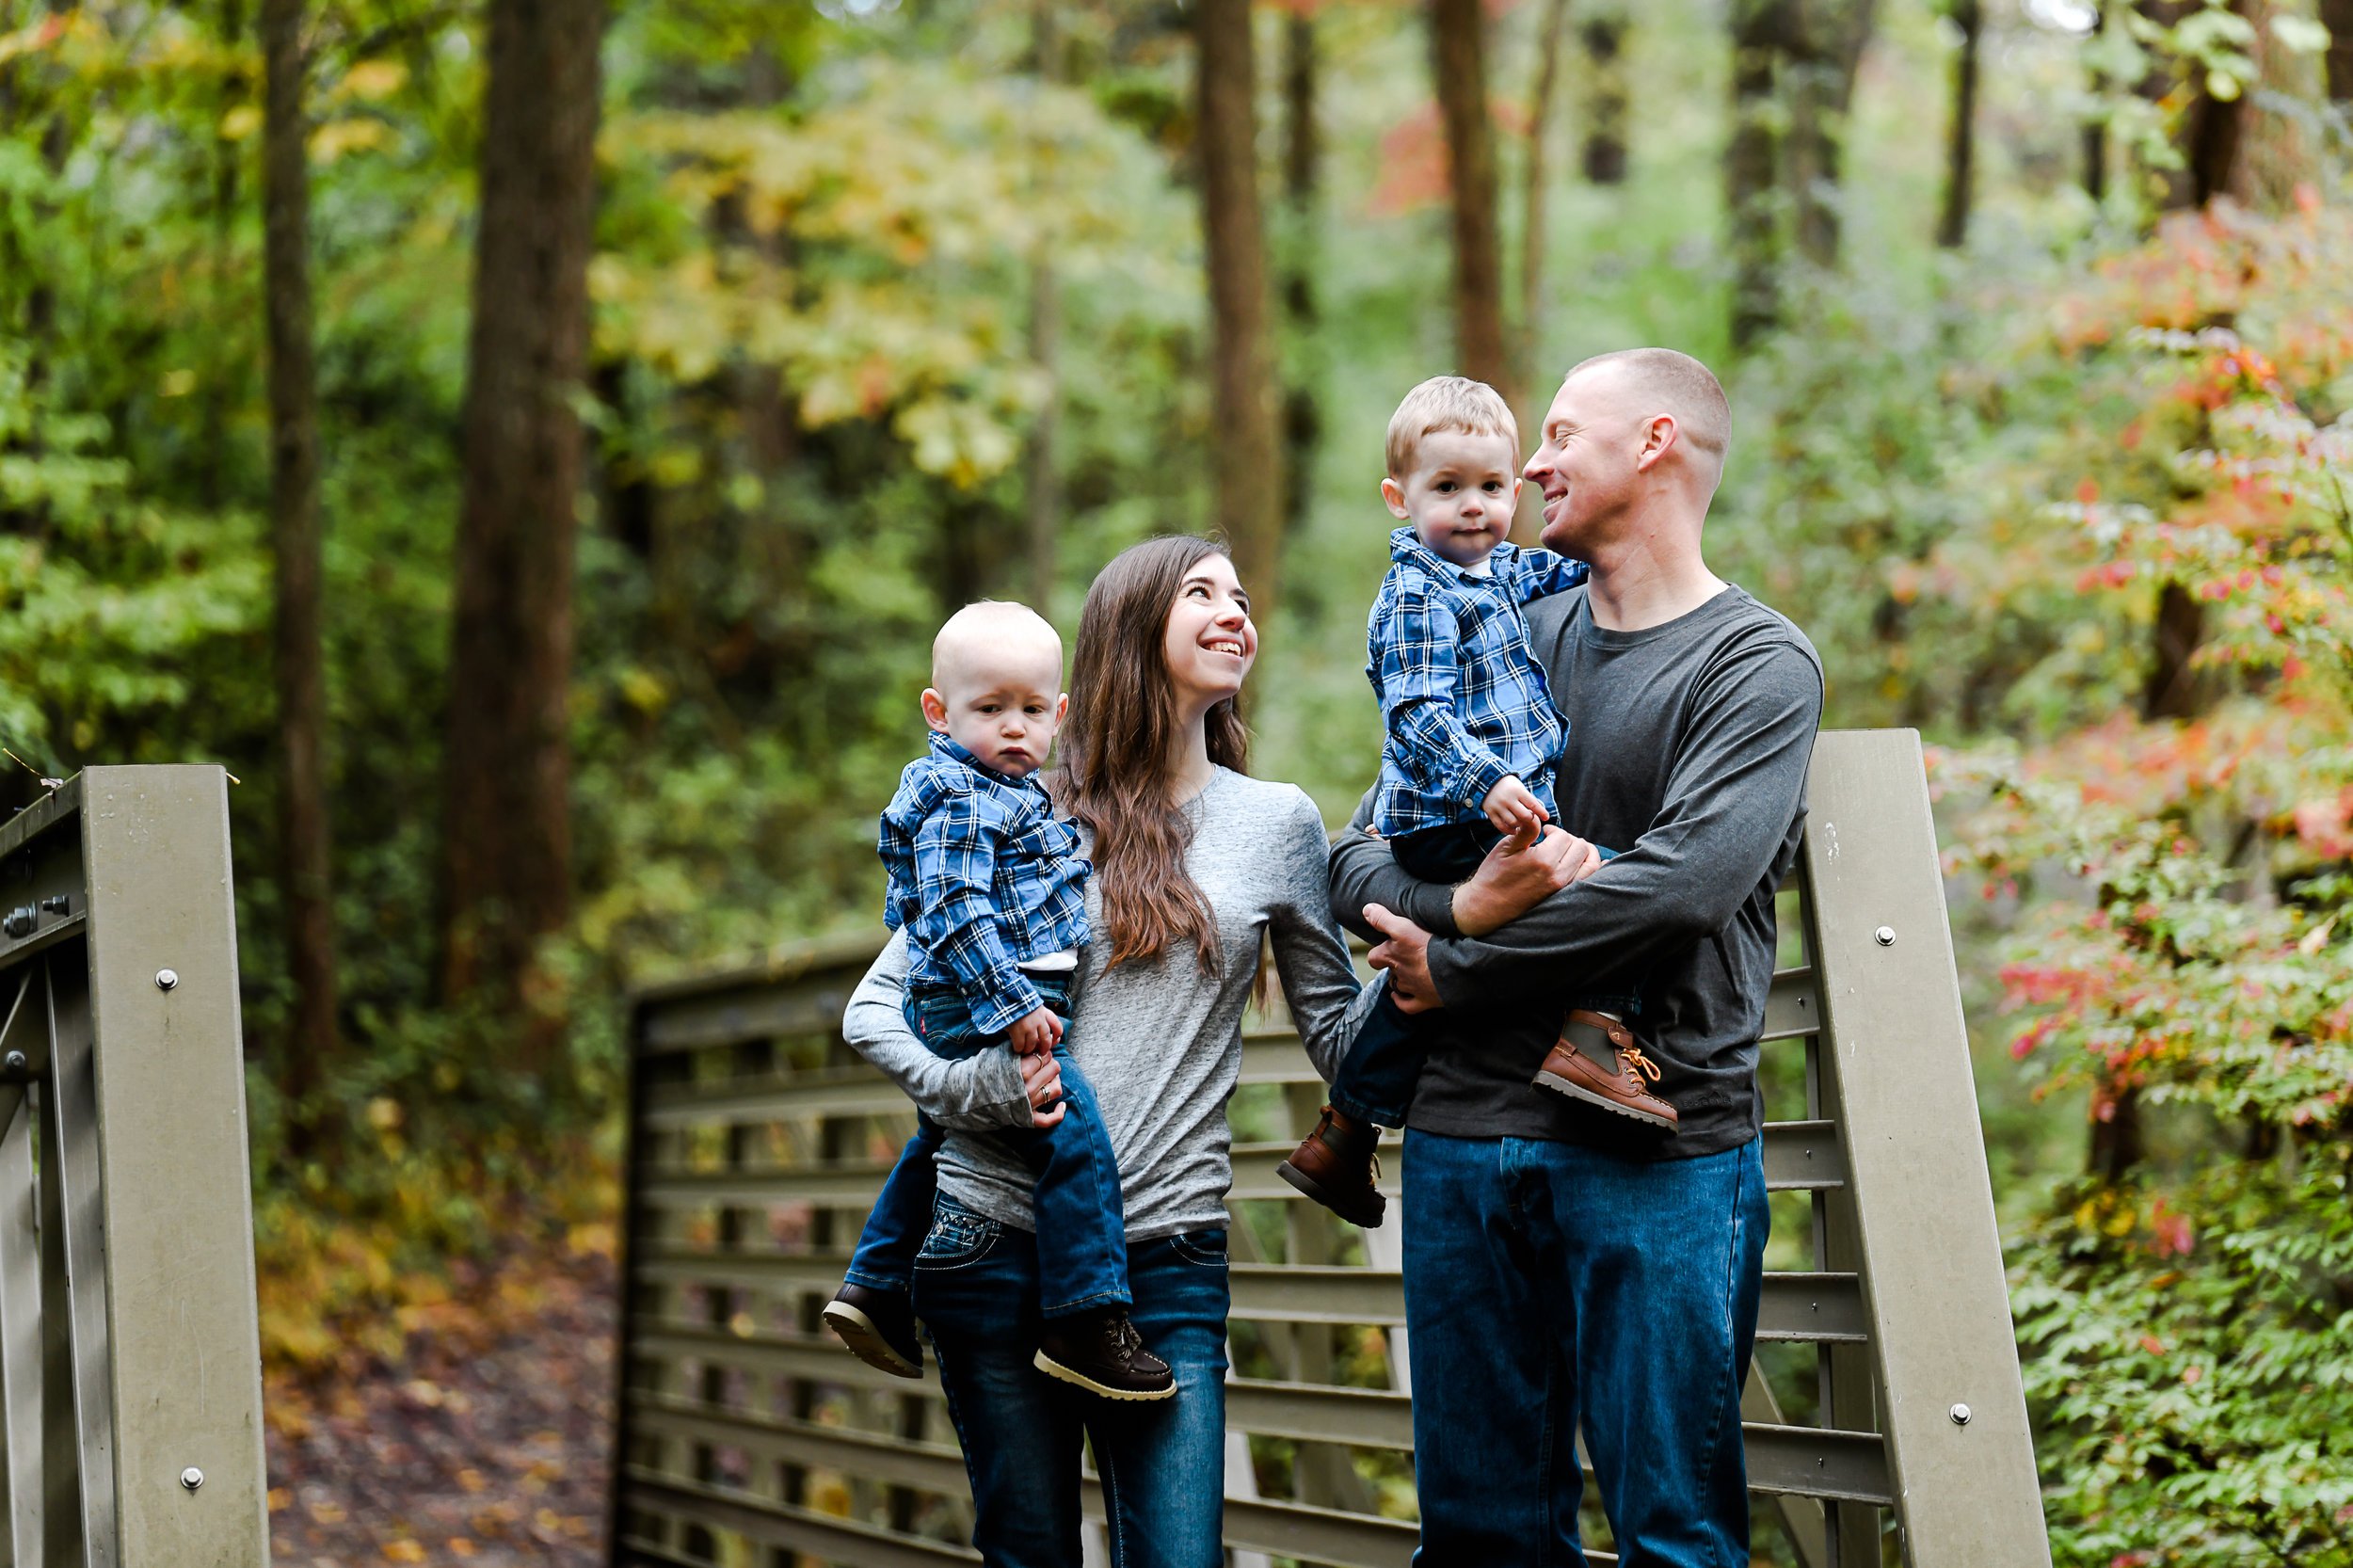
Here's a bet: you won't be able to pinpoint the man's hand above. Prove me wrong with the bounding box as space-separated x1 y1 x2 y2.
1006 1005 1064 1056
1481 775 1550 836
1019 1048 1066 1128
1449 824 1596 937
1363 904 1441 1014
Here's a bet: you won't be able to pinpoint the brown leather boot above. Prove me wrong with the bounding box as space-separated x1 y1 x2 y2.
1276 1106 1386 1228
1531 1010 1679 1131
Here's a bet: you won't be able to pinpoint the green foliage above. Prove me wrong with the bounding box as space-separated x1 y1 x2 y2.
7 0 2353 1544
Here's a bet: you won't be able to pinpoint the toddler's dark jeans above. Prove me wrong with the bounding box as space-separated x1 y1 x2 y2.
1329 821 1632 1129
843 971 1130 1319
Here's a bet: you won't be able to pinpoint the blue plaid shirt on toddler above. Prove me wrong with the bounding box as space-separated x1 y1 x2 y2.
1367 525 1592 839
878 731 1092 1038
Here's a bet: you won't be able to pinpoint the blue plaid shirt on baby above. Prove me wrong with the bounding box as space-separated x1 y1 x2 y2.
1367 525 1592 839
879 731 1092 1037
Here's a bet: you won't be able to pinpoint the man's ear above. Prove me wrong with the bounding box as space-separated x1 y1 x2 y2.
1381 477 1412 520
920 688 952 731
1633 413 1679 473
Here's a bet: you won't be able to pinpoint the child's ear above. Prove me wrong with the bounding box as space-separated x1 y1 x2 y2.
920 688 952 731
1053 693 1069 724
1380 477 1411 520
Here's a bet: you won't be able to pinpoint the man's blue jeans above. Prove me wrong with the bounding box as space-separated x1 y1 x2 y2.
1401 1130 1769 1567
912 1193 1231 1568
844 975 1131 1318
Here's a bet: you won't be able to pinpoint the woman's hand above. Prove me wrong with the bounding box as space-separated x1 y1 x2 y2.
1449 824 1596 937
1363 904 1440 1014
1019 1048 1066 1128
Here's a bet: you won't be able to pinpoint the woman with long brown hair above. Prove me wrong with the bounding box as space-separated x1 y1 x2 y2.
841 535 1378 1566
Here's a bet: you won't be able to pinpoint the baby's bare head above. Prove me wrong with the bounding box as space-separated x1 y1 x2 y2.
926 602 1066 777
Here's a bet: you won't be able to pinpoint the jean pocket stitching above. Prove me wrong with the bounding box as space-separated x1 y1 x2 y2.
1167 1232 1228 1269
914 1215 998 1270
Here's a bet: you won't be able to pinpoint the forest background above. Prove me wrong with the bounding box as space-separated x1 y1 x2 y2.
3 0 2351 1560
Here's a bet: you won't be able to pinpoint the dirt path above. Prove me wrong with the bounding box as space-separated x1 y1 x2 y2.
264 1241 617 1566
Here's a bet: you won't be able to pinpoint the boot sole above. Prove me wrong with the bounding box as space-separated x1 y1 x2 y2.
1531 1068 1678 1131
1032 1350 1178 1401
821 1300 923 1379
1276 1158 1386 1229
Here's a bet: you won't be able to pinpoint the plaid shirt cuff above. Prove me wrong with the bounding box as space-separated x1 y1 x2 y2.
1454 749 1512 816
964 972 1045 1038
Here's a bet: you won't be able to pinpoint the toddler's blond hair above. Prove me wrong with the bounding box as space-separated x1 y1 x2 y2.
1385 376 1518 480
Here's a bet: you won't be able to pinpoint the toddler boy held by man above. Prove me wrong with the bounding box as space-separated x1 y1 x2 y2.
1279 376 1679 1226
821 601 1175 1401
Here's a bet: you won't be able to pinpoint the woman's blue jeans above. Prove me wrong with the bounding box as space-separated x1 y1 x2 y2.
1400 1130 1769 1567
845 976 1131 1318
911 1193 1231 1568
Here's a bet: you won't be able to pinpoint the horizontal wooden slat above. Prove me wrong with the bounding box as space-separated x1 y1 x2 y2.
637 1119 1846 1213
1226 1376 1415 1448
1760 1121 1846 1190
641 1066 907 1128
633 1245 1863 1345
1740 1422 1894 1505
632 1396 965 1494
615 1537 712 1568
623 1471 974 1567
639 984 857 1055
1761 967 1820 1042
631 1321 934 1397
626 1399 1448 1568
637 973 1817 1117
1757 1272 1868 1344
626 1431 1431 1562
629 929 888 1010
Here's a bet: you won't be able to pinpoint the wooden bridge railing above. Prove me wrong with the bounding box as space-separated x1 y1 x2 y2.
606 729 2051 1568
0 767 269 1567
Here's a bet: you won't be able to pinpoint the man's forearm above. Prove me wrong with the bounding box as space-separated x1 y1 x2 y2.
1426 648 1821 1008
1327 792 1461 940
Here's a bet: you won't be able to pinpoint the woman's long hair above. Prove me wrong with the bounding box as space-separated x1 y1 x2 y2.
1053 536 1250 975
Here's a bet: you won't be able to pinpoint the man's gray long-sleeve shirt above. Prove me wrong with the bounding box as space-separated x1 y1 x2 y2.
1328 584 1823 1159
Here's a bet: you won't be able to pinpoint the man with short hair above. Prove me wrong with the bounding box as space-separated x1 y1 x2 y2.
1331 347 1823 1565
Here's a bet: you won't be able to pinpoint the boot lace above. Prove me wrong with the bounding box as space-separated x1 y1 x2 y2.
1619 1048 1662 1084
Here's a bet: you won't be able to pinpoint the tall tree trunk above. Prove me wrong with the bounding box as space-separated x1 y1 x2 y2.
1518 0 1574 407
1026 0 1063 611
2139 0 2247 211
2180 76 2248 208
1579 8 1629 184
1430 0 1512 403
1025 258 1062 612
441 0 605 1067
203 0 246 513
2087 1085 2146 1181
1726 0 1790 349
728 43 814 696
264 0 335 1150
2084 0 2110 201
2327 0 2353 102
1193 0 1285 616
1788 0 1878 268
2143 580 2210 719
1936 0 1980 248
1278 9 1322 540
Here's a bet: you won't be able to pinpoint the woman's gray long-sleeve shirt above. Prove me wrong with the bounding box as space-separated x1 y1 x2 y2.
842 766 1378 1240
